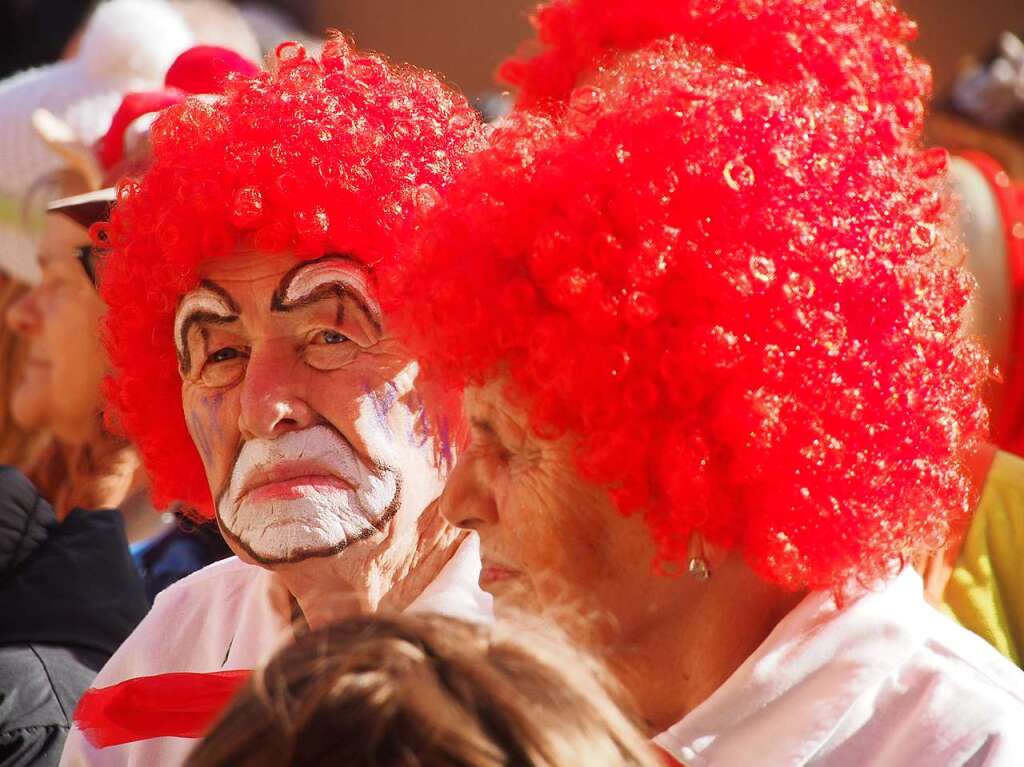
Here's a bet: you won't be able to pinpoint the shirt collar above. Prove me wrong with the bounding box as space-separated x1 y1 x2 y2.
655 568 928 767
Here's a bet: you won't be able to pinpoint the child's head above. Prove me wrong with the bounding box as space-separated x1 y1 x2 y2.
188 613 662 767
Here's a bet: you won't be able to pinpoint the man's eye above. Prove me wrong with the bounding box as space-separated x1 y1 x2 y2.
197 345 247 388
315 330 348 345
210 347 240 363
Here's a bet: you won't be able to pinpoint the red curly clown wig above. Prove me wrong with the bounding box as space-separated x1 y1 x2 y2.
97 37 485 516
390 8 990 592
501 0 929 137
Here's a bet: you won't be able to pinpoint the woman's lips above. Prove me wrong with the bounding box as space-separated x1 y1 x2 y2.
479 563 521 587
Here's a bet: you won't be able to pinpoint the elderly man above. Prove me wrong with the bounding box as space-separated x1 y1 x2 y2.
59 37 489 766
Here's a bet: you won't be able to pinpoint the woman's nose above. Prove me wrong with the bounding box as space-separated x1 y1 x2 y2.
439 453 499 531
6 288 41 337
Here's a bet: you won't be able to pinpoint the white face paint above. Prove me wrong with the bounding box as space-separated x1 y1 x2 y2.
174 286 238 374
279 257 382 327
217 424 398 563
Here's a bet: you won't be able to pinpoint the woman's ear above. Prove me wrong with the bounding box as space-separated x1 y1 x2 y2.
687 530 731 579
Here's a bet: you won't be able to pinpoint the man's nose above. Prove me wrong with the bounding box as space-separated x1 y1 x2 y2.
6 287 41 337
438 452 499 531
238 344 316 439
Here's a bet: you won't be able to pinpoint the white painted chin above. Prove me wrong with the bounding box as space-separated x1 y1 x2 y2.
221 485 387 564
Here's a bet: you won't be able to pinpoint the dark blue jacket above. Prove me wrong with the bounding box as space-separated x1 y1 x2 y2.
0 467 148 766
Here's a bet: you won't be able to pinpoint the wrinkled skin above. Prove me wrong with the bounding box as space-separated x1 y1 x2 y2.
6 213 106 444
439 379 693 647
179 251 450 612
439 379 803 730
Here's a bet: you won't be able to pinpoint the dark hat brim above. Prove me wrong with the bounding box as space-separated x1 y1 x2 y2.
47 187 116 229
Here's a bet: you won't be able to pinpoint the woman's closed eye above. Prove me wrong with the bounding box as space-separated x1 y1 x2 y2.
471 420 512 463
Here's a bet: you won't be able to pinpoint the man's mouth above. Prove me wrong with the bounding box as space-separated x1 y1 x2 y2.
238 461 353 503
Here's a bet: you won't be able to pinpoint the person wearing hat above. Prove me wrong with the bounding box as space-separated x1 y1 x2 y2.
393 0 1024 764
59 35 491 766
0 0 195 287
2 3 272 605
0 0 193 516
33 43 267 603
0 0 194 512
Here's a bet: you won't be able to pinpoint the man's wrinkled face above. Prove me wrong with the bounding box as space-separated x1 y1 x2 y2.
177 251 447 567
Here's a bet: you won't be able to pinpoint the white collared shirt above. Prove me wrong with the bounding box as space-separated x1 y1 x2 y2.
656 568 1024 766
59 536 491 767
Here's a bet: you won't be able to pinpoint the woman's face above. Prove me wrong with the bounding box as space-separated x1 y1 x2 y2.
6 213 107 444
439 379 691 649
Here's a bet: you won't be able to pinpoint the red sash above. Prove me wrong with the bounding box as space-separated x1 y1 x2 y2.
74 670 250 748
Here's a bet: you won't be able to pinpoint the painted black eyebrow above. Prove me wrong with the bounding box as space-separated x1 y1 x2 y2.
270 254 382 334
175 280 241 374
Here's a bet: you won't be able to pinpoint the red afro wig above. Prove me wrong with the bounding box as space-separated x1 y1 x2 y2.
501 0 929 144
392 31 989 592
97 37 485 516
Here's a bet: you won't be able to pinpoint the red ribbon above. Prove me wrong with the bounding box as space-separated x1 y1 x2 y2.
74 670 251 748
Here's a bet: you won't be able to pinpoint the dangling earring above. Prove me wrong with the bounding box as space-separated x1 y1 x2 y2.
687 532 711 582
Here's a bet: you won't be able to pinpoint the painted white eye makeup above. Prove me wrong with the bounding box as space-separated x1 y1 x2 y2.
271 255 382 330
174 282 240 375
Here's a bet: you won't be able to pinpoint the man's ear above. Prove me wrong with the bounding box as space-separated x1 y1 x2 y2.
32 108 104 191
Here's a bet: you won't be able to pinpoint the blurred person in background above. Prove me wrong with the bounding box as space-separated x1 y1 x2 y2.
34 40 270 601
913 31 1024 668
0 27 174 736
0 465 148 767
186 613 662 767
931 31 1024 448
60 36 490 767
0 0 194 524
0 1 274 604
394 0 1024 764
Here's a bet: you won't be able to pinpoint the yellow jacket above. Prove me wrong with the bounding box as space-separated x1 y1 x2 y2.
941 449 1024 666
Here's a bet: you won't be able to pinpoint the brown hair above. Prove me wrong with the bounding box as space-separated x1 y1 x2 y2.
187 613 663 767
